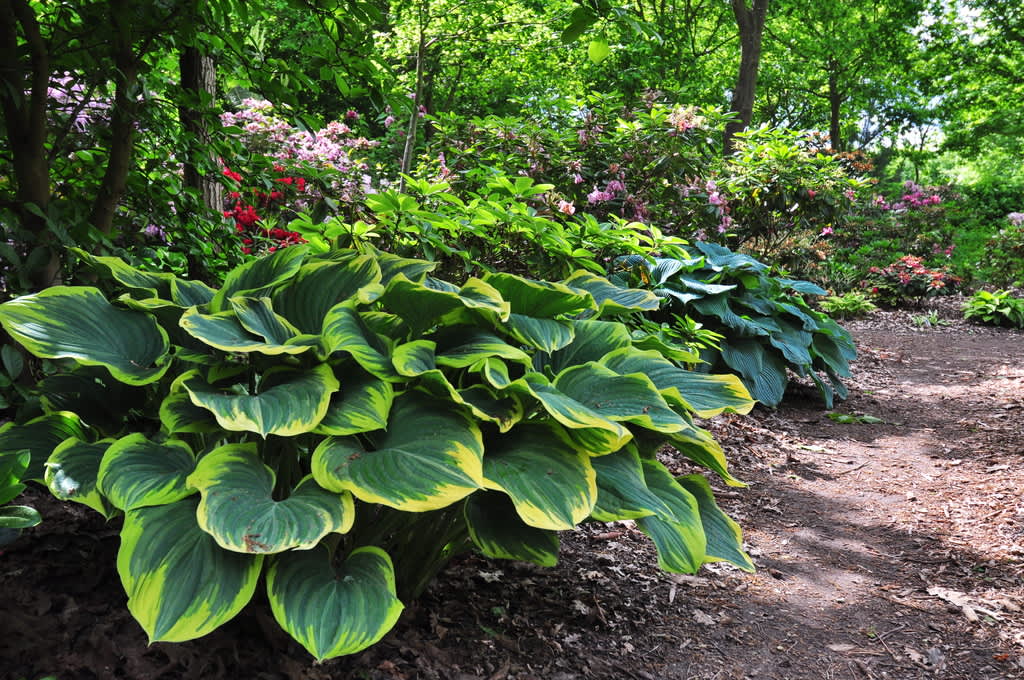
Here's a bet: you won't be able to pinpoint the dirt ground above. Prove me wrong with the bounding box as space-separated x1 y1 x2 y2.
2 300 1024 680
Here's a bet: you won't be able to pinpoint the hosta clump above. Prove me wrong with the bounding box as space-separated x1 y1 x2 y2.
610 242 856 408
0 246 754 660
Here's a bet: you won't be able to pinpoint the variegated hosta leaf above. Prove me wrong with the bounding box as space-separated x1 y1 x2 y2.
183 365 339 437
188 444 353 554
315 368 394 436
272 256 384 334
465 491 559 567
541 319 632 375
677 475 754 572
320 303 400 381
666 424 744 487
561 270 661 315
210 244 308 312
553 362 688 433
589 446 672 522
455 385 525 433
0 412 87 481
39 368 145 434
118 497 263 642
482 423 596 530
635 459 706 574
372 249 436 284
312 392 484 512
378 275 510 334
45 438 114 517
159 391 220 434
267 545 403 660
432 327 530 369
171 278 216 307
97 434 196 511
70 247 174 298
179 307 316 356
391 339 437 377
0 286 170 385
230 296 316 347
482 272 595 318
501 314 575 353
509 373 631 455
601 348 755 418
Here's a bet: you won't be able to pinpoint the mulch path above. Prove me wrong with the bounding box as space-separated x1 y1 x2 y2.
2 298 1023 680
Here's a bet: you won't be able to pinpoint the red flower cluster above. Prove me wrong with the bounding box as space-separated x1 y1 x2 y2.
222 164 307 255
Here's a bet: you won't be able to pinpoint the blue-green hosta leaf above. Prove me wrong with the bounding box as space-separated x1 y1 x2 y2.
379 275 509 334
483 272 595 318
97 434 196 511
649 257 687 284
811 331 855 378
562 271 660 315
0 412 88 481
70 248 174 297
456 385 524 433
160 391 220 434
502 314 575 353
666 424 743 486
313 392 484 512
677 475 754 572
720 338 789 407
0 287 170 385
272 256 384 334
777 277 827 296
636 460 706 574
211 245 308 312
171 278 216 307
315 368 394 436
44 438 114 517
511 373 631 455
690 294 767 337
668 277 737 296
433 328 530 369
179 307 317 356
776 301 822 332
541 319 632 375
695 241 766 272
267 545 403 660
553 362 688 434
482 424 596 530
230 296 305 345
321 303 400 381
183 365 339 437
765 317 813 367
188 445 353 554
590 447 672 522
465 491 559 566
601 348 755 418
118 497 262 642
0 504 41 529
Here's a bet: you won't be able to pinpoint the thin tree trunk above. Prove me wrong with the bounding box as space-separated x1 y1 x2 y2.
179 46 222 213
399 29 427 192
828 66 843 152
724 0 769 155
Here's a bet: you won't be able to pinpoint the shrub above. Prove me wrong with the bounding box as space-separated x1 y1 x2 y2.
979 212 1024 288
0 246 755 660
818 291 878 319
862 255 963 306
963 289 1024 328
609 242 857 408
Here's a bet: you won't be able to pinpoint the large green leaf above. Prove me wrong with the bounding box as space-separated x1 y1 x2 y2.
189 445 353 554
211 245 308 311
315 367 394 436
465 491 559 566
432 328 530 368
372 249 436 284
320 303 400 381
39 368 144 434
179 307 316 356
183 365 339 437
0 450 29 505
553 362 688 433
677 475 754 572
719 338 789 406
70 248 174 298
482 424 596 530
502 313 576 353
0 286 170 385
542 319 632 374
665 424 743 486
601 348 755 417
562 270 661 314
483 272 595 317
159 391 220 434
0 505 41 529
267 545 403 660
635 460 706 574
0 412 88 481
171 278 216 307
590 447 672 522
118 497 263 642
273 256 384 334
313 392 484 511
378 275 510 334
45 438 114 517
97 434 196 511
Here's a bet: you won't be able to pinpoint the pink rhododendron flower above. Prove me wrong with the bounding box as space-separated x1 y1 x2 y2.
820 226 834 236
557 200 576 215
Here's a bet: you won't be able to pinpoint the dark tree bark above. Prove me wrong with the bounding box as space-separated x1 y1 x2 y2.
827 64 844 152
724 0 769 155
179 45 222 213
0 0 61 289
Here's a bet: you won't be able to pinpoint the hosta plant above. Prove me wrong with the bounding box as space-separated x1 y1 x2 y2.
962 290 1024 328
0 246 754 660
610 241 856 408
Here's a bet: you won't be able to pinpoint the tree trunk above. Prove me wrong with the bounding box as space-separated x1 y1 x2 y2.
179 46 222 213
724 0 769 155
0 0 61 289
828 65 843 152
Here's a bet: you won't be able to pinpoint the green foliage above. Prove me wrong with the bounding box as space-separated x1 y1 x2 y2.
978 214 1024 288
962 290 1024 328
818 291 878 319
0 246 755 659
609 242 856 408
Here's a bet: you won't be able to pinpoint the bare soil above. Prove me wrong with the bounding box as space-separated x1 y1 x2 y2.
3 301 1024 680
